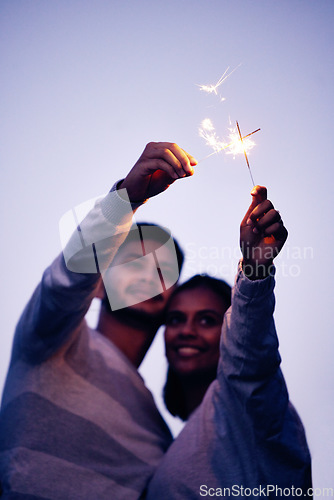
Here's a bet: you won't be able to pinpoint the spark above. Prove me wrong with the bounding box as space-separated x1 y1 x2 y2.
199 118 226 153
198 118 260 161
197 65 241 96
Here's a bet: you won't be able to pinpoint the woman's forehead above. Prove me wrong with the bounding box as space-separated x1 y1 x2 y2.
168 286 224 312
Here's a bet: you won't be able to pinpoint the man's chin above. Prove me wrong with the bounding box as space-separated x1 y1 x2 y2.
125 290 166 312
130 300 166 320
126 289 165 305
113 302 165 328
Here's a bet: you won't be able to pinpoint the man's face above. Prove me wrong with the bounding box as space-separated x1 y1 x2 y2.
102 237 179 317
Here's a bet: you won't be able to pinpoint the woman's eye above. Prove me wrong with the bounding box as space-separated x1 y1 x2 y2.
199 315 219 327
166 314 183 326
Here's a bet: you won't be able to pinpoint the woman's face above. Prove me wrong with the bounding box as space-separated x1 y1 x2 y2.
164 286 229 377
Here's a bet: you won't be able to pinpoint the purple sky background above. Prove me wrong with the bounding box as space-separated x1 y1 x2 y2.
1 0 333 486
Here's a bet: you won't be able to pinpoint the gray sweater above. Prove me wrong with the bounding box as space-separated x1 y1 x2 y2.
0 191 172 499
145 266 312 499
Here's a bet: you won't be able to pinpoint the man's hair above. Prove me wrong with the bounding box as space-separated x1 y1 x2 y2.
163 274 231 421
119 222 184 271
101 222 184 312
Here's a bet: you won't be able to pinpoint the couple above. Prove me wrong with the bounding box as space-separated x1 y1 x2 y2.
0 142 311 498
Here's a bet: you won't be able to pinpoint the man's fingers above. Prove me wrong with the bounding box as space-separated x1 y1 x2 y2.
144 158 179 179
144 142 195 177
186 152 198 167
160 148 190 178
168 143 196 176
121 141 197 202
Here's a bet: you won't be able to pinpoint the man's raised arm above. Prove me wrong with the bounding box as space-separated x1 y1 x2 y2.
14 142 197 360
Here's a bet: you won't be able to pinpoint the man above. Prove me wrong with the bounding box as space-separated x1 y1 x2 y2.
0 142 197 499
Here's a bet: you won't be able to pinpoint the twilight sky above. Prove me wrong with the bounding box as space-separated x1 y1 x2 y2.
1 0 333 487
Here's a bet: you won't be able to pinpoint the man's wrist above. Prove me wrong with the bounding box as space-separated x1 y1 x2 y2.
114 179 147 210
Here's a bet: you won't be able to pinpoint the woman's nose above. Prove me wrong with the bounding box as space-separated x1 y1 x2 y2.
178 319 197 338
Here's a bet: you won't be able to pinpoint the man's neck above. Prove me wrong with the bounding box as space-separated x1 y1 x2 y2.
97 308 160 369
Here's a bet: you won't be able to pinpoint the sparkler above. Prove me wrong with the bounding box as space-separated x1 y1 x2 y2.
198 118 260 177
197 69 259 185
236 121 256 186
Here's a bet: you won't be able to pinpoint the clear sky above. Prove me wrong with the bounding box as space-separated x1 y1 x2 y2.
1 0 333 488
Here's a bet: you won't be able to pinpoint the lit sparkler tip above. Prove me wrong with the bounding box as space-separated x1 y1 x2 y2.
197 115 261 182
236 120 256 187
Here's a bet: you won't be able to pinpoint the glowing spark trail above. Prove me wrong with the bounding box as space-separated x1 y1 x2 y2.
197 65 241 98
199 118 225 153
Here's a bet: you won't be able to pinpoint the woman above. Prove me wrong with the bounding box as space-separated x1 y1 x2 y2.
163 274 231 421
146 186 311 499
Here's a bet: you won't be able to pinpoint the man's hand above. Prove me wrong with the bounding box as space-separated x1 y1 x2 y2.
119 142 197 203
240 185 288 280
